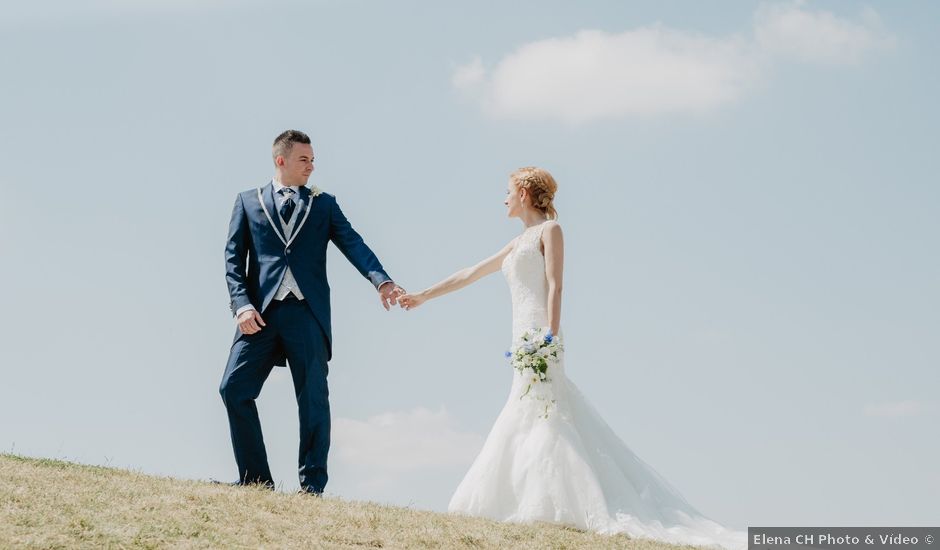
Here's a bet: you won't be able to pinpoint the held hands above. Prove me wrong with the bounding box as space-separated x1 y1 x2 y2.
378 283 406 311
398 292 427 311
378 282 427 311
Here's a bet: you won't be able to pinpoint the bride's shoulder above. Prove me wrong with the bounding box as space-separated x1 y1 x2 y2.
539 221 564 254
540 220 563 236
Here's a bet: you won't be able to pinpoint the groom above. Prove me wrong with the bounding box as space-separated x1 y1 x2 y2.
220 129 404 494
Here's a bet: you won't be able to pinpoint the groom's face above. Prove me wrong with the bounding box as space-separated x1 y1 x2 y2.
278 143 315 184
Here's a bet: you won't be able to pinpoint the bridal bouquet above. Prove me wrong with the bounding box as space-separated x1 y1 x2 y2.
506 328 563 415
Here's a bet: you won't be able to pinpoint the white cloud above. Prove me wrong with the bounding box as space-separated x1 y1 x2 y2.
754 1 896 64
864 400 930 418
454 2 896 123
332 407 484 472
456 27 758 124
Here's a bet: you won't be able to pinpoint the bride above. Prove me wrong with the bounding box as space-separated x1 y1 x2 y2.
398 167 745 550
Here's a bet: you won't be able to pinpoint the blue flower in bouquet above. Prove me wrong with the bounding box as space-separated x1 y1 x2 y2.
508 328 563 385
507 328 563 418
504 350 512 358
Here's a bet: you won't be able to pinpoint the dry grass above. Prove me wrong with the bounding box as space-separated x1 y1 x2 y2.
0 453 694 549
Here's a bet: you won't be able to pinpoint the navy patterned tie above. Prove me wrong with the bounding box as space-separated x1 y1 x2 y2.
278 187 296 221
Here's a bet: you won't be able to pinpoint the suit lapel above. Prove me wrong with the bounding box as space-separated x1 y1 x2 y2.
257 181 288 246
287 185 315 247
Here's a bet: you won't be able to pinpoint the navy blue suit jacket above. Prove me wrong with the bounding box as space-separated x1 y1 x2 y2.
225 182 391 363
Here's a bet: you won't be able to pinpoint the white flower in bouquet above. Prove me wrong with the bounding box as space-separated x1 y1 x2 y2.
505 328 563 417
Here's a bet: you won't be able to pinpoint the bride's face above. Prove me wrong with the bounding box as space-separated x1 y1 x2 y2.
504 180 525 218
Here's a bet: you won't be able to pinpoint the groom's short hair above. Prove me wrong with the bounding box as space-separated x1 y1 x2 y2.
272 129 311 161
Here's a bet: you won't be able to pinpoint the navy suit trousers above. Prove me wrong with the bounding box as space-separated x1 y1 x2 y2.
219 295 330 492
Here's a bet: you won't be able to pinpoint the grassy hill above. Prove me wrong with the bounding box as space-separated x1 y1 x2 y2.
0 453 695 549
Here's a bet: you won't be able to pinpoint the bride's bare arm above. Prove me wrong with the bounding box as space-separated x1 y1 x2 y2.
399 239 516 310
543 222 564 336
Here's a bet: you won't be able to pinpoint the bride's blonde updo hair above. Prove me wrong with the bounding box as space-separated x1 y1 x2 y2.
511 166 558 220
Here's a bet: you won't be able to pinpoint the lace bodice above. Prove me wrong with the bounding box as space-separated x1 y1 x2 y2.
502 221 554 341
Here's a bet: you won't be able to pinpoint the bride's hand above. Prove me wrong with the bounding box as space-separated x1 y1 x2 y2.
398 292 427 311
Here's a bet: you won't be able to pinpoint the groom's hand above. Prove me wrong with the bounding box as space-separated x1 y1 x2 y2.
378 283 405 311
237 309 266 334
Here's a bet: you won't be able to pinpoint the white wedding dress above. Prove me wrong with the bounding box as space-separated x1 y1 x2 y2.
448 221 746 550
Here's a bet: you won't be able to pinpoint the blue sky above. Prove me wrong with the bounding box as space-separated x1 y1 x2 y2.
1 0 937 528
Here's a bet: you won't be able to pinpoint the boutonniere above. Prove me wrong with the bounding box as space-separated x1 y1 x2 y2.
310 186 324 197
